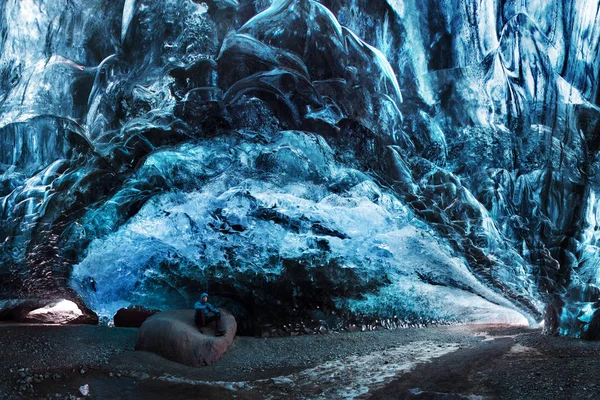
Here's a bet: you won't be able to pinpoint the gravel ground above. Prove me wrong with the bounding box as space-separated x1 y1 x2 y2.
1 323 599 399
370 327 600 400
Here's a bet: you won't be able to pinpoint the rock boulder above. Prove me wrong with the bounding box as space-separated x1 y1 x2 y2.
113 306 160 327
135 309 236 366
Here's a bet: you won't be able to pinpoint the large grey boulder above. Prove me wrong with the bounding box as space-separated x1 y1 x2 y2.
135 308 236 366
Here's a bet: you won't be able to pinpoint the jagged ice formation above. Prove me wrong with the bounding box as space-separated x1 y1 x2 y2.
2 0 600 336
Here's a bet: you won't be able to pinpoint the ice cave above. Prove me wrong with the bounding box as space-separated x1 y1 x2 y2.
3 0 600 337
5 0 600 398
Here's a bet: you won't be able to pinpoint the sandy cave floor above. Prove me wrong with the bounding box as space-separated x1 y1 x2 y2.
1 323 600 399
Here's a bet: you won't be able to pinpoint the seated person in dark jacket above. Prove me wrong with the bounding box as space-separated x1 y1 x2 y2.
194 292 225 336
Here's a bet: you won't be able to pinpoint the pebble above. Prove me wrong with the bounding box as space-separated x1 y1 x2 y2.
79 383 89 396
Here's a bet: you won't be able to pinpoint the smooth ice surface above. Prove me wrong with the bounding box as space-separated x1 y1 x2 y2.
2 0 600 335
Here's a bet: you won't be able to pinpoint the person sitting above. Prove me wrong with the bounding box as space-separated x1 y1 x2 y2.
194 292 225 336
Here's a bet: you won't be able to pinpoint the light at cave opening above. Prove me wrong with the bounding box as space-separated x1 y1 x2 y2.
26 300 83 324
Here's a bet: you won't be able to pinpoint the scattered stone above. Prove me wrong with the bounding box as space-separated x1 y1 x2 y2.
79 384 89 397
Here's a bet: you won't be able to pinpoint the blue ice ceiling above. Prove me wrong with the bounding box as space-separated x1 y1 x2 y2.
2 0 600 336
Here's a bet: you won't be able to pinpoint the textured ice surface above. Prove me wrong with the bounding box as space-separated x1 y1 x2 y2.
3 0 600 335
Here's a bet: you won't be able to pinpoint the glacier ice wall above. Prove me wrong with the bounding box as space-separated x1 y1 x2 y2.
2 0 600 336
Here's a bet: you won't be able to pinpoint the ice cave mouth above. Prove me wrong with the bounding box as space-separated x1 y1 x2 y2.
25 300 83 324
2 0 600 338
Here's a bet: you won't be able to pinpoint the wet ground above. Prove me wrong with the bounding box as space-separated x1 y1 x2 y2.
1 323 599 399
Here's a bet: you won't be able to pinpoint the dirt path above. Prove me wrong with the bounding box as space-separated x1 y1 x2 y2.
371 328 600 400
369 336 515 399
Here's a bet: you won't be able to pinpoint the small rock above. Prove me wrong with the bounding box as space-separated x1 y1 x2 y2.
80 369 85 375
79 383 89 396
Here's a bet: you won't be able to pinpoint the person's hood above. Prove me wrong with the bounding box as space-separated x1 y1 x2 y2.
200 292 209 303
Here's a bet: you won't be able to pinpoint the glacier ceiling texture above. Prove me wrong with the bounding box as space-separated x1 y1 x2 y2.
2 0 600 336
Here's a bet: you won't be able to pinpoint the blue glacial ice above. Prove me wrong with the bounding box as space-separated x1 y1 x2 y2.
2 0 600 336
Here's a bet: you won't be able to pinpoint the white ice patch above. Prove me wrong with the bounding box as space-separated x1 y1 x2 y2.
506 344 541 356
154 375 254 392
254 340 460 399
121 0 136 42
473 330 527 342
153 340 460 399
